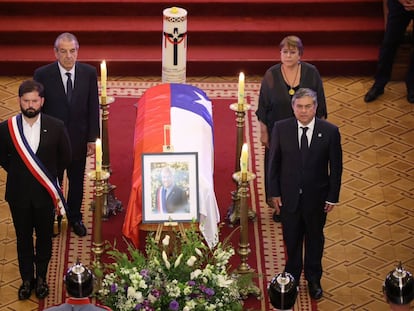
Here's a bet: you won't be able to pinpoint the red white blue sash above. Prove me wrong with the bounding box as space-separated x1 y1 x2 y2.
7 114 68 216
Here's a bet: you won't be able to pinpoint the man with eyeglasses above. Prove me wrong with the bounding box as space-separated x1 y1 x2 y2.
34 32 100 237
268 88 342 300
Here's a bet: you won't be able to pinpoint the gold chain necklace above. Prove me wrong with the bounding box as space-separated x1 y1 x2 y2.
282 63 300 95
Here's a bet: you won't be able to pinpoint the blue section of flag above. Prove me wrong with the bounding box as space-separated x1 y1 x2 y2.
170 83 213 129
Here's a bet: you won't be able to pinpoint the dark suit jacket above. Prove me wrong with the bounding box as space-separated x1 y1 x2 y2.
156 185 188 213
34 61 100 160
0 114 71 208
268 117 342 212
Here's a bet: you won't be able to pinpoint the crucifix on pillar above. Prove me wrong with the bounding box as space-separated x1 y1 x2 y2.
164 27 187 66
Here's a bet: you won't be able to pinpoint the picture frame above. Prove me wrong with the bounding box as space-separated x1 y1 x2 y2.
142 152 199 223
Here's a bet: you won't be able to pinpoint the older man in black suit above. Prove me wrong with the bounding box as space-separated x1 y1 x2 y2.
34 32 100 237
0 80 71 300
268 88 343 300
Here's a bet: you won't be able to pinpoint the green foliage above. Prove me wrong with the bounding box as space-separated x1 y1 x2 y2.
96 224 243 311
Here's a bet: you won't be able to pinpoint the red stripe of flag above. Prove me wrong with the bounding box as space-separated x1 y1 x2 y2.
123 84 171 247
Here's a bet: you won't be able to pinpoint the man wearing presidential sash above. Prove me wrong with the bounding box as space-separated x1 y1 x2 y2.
0 80 71 300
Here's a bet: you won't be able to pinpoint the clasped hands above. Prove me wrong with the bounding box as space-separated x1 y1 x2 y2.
271 197 335 214
86 142 95 157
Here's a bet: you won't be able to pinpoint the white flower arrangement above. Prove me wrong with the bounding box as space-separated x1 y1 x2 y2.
96 224 243 311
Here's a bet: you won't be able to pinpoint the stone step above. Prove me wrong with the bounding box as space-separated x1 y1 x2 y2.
0 0 384 76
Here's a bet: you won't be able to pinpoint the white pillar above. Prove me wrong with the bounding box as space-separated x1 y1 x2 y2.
162 7 187 83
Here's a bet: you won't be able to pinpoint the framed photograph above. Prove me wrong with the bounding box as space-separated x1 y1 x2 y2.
142 152 199 223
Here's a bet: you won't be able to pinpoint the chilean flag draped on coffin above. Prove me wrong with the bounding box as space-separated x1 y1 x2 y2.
122 83 220 248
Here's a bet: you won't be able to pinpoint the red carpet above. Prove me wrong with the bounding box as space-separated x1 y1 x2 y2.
104 93 269 310
43 81 316 311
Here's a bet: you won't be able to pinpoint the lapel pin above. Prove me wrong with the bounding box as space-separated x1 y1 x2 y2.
318 133 322 137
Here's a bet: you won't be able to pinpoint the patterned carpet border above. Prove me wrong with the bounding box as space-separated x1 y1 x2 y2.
43 81 314 311
43 157 95 309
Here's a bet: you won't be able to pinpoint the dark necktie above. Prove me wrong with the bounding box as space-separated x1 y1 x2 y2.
66 72 72 103
300 126 309 163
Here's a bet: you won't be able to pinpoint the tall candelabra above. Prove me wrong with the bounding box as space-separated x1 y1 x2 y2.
88 169 110 289
226 102 256 226
232 170 261 299
100 95 122 219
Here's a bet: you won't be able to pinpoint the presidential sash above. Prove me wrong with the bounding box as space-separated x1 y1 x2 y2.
8 114 68 216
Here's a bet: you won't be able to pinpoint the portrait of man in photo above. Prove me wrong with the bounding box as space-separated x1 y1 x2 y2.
154 166 189 214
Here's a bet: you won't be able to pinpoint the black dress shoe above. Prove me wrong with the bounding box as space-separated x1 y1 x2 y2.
308 281 323 300
272 211 281 223
35 277 49 299
364 86 384 103
72 221 87 237
18 280 34 300
407 90 414 104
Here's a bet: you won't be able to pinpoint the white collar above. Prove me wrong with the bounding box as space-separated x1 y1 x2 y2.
57 62 75 77
297 118 315 131
22 113 41 127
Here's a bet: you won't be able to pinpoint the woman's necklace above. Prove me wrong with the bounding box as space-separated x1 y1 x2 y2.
282 63 300 95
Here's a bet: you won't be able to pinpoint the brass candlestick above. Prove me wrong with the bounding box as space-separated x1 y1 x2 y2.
88 169 110 288
99 95 122 219
232 170 261 299
226 102 256 226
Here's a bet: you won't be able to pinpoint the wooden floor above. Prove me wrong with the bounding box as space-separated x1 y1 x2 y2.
0 75 413 311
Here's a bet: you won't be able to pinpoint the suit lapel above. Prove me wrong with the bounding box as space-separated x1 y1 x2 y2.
73 62 85 103
51 62 67 99
289 118 300 151
309 119 322 151
37 115 48 154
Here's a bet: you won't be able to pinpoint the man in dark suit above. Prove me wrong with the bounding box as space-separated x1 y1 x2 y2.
0 80 71 300
268 88 343 300
34 32 100 237
155 166 188 214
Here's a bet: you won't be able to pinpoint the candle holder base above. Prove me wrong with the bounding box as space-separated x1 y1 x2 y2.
232 271 262 300
225 190 240 227
106 183 123 216
226 196 257 227
88 171 111 220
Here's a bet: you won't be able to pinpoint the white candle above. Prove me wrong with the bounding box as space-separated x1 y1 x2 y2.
100 60 107 98
238 72 245 108
240 143 248 174
96 138 102 172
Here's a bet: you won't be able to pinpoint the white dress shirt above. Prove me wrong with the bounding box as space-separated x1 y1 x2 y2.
22 114 41 153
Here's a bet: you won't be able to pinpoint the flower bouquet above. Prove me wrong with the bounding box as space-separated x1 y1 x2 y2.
96 224 243 311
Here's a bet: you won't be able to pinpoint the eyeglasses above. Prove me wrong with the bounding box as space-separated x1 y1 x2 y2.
280 50 298 56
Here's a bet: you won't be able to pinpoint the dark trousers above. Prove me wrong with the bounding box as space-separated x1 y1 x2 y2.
374 0 414 90
281 196 327 283
62 157 87 224
264 146 270 200
10 201 54 281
